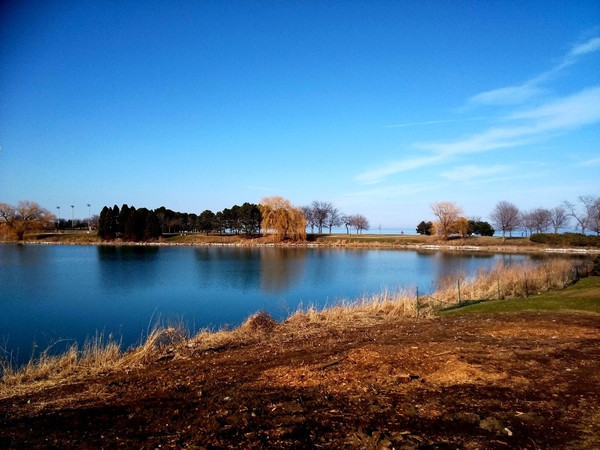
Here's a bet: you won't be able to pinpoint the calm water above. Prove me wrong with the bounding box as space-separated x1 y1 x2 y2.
1 244 538 365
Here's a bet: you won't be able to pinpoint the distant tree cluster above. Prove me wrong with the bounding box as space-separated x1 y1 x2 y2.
468 220 495 237
302 201 369 235
196 203 262 236
419 195 599 242
0 201 54 240
97 202 262 241
490 195 600 240
345 214 370 234
417 202 495 238
98 204 161 242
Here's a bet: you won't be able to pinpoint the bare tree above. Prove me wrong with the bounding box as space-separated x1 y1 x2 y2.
549 206 569 234
529 208 552 234
349 214 369 234
341 215 352 234
591 197 600 236
430 201 463 239
563 196 598 234
490 201 520 241
326 206 342 233
520 211 536 237
301 206 316 233
310 201 330 234
0 201 54 240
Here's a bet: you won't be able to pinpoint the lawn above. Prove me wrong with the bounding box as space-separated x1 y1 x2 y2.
441 276 600 315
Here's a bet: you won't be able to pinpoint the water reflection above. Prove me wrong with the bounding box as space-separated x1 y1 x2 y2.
97 246 160 290
193 247 308 293
259 248 307 293
194 247 261 291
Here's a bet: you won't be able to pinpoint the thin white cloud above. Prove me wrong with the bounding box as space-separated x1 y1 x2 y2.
384 119 463 128
384 117 486 128
469 84 543 106
506 86 600 128
440 165 509 182
356 154 446 184
422 86 600 155
574 156 600 167
569 37 600 57
468 36 600 106
356 86 600 184
341 181 445 205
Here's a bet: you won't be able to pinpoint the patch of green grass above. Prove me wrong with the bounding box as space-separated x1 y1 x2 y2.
441 276 600 315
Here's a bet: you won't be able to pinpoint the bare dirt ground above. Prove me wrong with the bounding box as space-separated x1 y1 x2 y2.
1 311 599 449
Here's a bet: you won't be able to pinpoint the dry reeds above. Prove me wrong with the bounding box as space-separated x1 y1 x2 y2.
286 259 584 325
432 258 581 306
0 332 122 397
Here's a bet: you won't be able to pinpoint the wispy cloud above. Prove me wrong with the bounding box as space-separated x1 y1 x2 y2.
384 119 466 128
340 181 445 205
574 156 600 167
567 36 600 58
356 154 446 184
440 165 509 182
419 86 600 155
357 83 600 184
468 84 543 106
468 36 600 107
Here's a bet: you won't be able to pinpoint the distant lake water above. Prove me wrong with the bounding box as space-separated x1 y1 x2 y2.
0 244 550 366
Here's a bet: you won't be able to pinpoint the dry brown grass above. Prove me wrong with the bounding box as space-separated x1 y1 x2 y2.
0 326 192 398
0 333 121 398
433 258 581 305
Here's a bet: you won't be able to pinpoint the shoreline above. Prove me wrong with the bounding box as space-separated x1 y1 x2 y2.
2 276 599 448
4 237 600 255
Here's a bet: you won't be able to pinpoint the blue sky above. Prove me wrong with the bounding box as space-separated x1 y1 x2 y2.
1 1 599 229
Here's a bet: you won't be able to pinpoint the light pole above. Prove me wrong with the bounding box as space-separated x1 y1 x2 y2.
87 204 91 231
56 206 60 231
71 205 74 230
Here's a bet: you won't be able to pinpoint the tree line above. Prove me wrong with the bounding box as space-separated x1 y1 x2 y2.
416 218 494 237
489 195 600 239
419 195 600 241
301 201 369 234
96 197 371 242
98 202 263 241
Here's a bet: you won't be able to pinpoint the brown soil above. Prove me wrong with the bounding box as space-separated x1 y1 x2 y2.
1 312 599 449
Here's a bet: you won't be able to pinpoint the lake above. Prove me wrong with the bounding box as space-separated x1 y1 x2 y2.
1 244 542 365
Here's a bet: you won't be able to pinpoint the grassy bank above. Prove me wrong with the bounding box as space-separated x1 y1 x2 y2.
442 275 600 315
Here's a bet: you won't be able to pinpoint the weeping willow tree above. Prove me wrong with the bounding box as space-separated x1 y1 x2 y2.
259 196 306 242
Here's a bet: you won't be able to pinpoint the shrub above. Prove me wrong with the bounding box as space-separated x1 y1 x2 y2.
529 233 600 247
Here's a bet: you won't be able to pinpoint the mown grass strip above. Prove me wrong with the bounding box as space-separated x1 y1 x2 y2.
440 276 600 315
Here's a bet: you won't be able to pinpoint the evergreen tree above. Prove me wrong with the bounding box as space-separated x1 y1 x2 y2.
199 210 215 235
98 206 109 239
124 207 140 241
145 211 162 240
416 221 433 235
98 205 118 240
111 205 120 237
240 202 261 236
118 204 131 236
